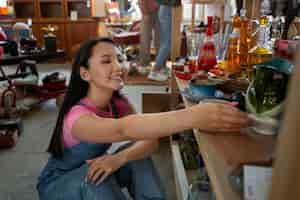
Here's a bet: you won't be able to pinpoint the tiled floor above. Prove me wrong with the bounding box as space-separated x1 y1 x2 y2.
0 64 176 200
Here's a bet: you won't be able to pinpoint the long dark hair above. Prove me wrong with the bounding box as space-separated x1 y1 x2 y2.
47 38 116 158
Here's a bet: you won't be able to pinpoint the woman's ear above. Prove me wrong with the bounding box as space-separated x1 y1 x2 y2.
80 66 90 81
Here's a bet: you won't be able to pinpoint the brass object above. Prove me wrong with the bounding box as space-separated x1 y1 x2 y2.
41 25 59 37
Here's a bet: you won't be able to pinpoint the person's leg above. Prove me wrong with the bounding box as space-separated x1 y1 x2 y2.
153 11 160 56
114 162 134 196
117 0 126 17
116 157 166 200
154 5 172 71
139 14 153 67
38 164 127 200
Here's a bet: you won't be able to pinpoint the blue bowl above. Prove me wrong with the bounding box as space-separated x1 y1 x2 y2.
189 83 216 98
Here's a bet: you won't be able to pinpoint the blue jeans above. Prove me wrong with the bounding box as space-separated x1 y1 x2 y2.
154 5 172 70
38 157 166 200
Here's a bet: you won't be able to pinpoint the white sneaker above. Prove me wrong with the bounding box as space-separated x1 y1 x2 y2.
160 67 171 78
147 71 168 81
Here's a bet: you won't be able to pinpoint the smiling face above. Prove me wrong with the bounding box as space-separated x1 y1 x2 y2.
80 42 124 93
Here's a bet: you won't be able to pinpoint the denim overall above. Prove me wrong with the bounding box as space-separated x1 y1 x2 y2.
37 99 166 200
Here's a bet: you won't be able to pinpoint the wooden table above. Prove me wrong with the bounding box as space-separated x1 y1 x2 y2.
0 49 65 66
173 77 276 200
105 22 133 29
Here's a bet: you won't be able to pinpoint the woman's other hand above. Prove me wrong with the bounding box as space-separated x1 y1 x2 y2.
85 154 126 185
189 102 250 133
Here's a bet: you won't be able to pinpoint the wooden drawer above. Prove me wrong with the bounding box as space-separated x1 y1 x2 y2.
170 136 199 200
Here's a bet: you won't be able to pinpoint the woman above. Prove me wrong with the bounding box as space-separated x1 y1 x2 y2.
37 38 249 200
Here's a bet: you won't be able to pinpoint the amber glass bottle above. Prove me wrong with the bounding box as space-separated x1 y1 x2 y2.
225 14 241 74
239 9 251 69
249 16 273 70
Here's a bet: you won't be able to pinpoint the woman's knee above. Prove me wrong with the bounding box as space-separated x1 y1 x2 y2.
132 158 165 188
81 175 127 200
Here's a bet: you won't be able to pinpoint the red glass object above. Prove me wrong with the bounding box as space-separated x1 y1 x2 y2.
274 40 298 62
173 64 193 80
174 71 192 80
187 58 198 73
197 16 217 71
209 68 224 76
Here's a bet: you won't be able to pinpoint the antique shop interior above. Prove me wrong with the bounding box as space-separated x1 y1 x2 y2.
0 0 299 199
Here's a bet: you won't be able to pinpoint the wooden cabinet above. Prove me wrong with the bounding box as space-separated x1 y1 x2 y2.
11 0 34 20
14 2 36 19
39 0 64 18
31 23 42 46
1 0 100 59
65 20 97 58
66 0 91 19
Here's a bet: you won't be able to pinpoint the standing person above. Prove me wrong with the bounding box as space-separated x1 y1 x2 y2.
115 0 128 16
138 0 160 75
37 38 249 200
148 0 181 81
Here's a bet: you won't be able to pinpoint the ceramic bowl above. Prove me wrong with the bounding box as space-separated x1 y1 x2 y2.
189 82 216 98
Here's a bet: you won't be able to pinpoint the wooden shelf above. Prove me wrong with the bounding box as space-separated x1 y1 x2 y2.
182 0 224 4
65 18 95 22
173 76 276 200
193 129 241 200
175 78 276 166
0 19 16 24
39 18 65 23
14 3 35 18
125 74 170 86
39 0 62 3
67 0 87 2
67 1 91 18
14 18 39 23
40 3 63 18
174 77 241 200
13 0 34 3
2 0 99 59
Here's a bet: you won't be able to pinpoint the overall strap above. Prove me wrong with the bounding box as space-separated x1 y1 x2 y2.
110 100 119 119
78 99 119 119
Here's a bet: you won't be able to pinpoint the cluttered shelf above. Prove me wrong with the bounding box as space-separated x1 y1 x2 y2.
182 0 224 4
174 76 276 200
125 74 169 86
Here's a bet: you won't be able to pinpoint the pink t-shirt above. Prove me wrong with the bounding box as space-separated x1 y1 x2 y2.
63 96 131 148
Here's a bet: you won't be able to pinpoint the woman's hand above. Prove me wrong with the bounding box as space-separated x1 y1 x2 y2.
189 102 250 133
85 154 126 185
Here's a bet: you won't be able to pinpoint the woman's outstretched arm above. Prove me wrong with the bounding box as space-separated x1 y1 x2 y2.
72 103 249 144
